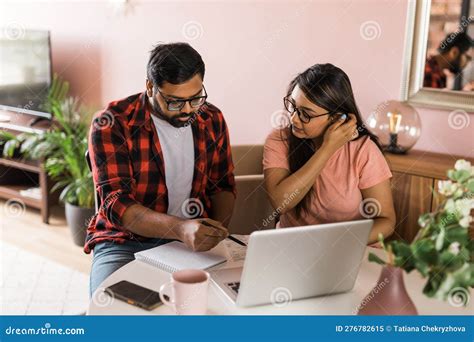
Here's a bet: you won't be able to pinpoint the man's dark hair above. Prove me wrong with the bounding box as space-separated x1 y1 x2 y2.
438 32 472 54
147 42 205 87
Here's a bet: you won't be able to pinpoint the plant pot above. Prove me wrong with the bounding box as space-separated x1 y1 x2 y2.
357 265 418 315
65 202 95 247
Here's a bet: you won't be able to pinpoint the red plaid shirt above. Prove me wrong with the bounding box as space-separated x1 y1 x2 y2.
423 56 446 89
84 91 236 253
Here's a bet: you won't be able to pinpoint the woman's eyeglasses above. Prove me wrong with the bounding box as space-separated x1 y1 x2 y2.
156 85 208 111
283 96 333 123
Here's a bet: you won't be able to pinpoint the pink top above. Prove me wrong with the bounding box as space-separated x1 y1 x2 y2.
262 129 392 228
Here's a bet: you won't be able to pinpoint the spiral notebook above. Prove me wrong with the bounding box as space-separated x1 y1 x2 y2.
134 241 227 273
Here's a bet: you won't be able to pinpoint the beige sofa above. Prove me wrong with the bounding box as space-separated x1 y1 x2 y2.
228 145 276 235
87 146 276 235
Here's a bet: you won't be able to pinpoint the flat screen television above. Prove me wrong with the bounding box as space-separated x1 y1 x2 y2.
0 28 52 118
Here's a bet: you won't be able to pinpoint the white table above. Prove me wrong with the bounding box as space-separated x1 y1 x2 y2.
87 240 472 315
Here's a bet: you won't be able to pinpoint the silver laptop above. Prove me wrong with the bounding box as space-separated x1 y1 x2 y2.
210 219 373 307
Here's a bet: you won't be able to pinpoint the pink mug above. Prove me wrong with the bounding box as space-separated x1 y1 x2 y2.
159 269 210 315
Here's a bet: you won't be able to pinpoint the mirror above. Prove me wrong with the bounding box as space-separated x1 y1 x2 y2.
424 0 472 91
401 0 474 111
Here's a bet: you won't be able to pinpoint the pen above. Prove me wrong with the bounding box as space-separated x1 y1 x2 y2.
200 220 247 246
226 235 247 247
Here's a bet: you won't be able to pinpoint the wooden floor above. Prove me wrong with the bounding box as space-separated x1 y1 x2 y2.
0 199 92 274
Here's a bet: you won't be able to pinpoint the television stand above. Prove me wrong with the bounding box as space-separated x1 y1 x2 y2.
0 157 59 223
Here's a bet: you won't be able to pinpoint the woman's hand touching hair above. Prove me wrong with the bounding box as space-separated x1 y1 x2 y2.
322 113 358 153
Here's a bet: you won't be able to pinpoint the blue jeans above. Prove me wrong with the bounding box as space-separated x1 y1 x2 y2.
89 238 173 297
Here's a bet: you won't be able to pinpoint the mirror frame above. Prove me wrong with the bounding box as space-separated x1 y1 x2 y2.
401 0 474 112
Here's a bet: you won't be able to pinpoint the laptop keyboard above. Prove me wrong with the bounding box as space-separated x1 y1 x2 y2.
226 282 240 294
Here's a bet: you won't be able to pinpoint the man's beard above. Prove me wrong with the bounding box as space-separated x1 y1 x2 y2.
149 96 195 128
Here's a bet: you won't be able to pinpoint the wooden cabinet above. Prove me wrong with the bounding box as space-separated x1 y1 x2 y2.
385 150 473 242
0 110 58 223
389 172 433 242
0 157 59 224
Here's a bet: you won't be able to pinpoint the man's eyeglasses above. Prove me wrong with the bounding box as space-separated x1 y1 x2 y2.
156 85 208 111
283 96 332 124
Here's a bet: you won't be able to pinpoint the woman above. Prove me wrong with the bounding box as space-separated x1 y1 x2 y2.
263 63 395 244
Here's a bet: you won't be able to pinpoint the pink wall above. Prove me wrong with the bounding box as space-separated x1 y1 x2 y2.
1 0 472 158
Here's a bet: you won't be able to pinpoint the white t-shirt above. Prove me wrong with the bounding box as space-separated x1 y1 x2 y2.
151 115 194 219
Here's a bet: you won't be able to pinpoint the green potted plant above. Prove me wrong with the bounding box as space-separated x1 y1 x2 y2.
32 76 95 246
0 130 40 159
0 130 19 158
47 95 95 246
1 75 95 246
358 159 474 315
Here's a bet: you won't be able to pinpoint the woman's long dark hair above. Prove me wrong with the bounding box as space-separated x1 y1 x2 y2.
283 63 382 217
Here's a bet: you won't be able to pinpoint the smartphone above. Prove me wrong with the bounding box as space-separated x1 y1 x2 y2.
104 280 163 311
